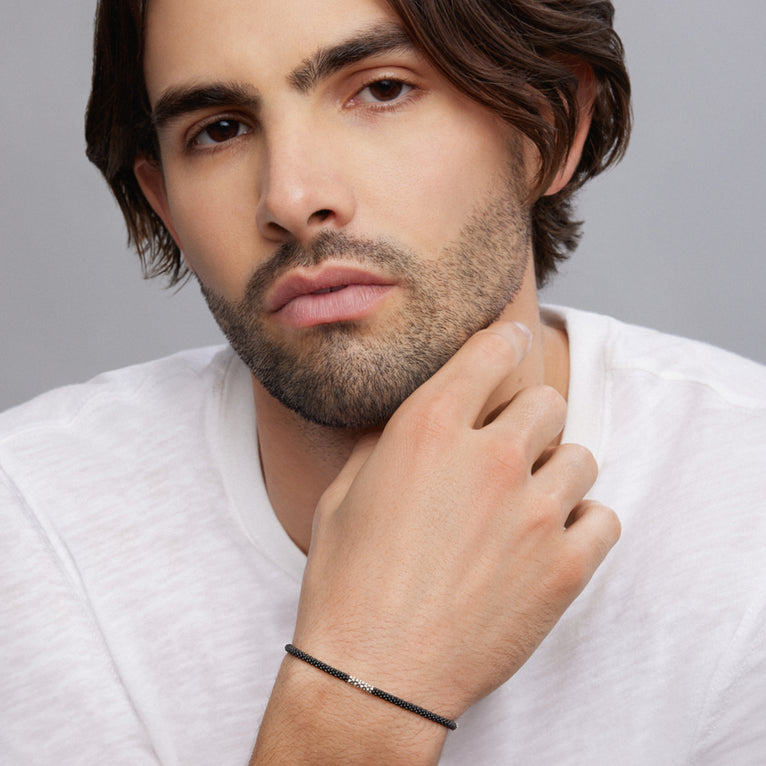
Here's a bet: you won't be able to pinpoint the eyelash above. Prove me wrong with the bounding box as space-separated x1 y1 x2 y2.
186 114 252 152
184 75 420 153
350 75 419 111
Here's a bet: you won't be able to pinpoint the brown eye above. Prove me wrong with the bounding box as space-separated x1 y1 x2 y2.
355 79 414 105
367 80 405 101
195 119 247 146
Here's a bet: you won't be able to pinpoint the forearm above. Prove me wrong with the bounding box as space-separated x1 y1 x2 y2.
251 654 447 765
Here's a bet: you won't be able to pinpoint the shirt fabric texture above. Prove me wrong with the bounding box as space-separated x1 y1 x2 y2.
1 306 765 765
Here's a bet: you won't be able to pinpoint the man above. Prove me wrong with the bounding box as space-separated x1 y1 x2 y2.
1 0 764 764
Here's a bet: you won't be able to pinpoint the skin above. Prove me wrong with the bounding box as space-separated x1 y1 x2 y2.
134 0 621 761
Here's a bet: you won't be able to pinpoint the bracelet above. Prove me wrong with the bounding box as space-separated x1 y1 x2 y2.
284 644 458 730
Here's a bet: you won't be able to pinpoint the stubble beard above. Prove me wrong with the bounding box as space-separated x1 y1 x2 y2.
200 183 531 430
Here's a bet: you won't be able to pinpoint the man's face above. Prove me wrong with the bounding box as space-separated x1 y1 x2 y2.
141 0 535 428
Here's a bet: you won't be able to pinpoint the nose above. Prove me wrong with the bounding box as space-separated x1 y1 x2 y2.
255 123 356 242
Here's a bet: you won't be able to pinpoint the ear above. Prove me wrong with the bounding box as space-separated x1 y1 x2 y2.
542 64 595 197
134 156 184 248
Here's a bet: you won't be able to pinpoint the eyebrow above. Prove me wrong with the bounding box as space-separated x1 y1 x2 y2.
152 82 261 132
151 22 415 130
288 22 415 93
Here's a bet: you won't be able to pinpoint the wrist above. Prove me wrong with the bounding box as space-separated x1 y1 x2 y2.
252 652 448 765
285 644 457 730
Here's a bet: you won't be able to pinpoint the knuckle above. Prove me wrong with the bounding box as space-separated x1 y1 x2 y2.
599 505 622 547
583 502 622 550
533 547 592 608
535 384 567 420
580 445 599 478
515 384 567 428
561 505 621 581
562 442 599 483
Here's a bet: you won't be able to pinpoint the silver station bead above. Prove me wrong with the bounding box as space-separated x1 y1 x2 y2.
347 676 373 693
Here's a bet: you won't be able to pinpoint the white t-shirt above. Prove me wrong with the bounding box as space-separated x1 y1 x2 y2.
1 307 765 765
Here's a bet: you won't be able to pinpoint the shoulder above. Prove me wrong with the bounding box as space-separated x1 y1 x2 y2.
0 344 249 576
549 305 766 522
0 345 235 440
0 345 242 503
547 305 766 411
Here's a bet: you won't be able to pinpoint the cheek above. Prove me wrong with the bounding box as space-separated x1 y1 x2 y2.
359 109 517 257
164 167 259 299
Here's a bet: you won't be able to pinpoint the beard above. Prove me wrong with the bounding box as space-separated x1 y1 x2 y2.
200 182 530 429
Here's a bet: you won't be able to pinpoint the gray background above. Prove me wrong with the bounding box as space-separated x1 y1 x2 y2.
1 2 764 412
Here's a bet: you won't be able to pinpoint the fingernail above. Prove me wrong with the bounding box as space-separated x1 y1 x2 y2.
511 322 533 354
491 321 533 357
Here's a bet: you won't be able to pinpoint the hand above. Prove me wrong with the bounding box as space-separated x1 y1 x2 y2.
293 320 620 719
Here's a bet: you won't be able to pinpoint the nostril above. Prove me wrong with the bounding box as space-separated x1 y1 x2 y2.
267 221 290 236
310 209 333 223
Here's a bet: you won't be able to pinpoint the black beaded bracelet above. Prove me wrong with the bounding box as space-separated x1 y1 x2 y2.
284 644 458 730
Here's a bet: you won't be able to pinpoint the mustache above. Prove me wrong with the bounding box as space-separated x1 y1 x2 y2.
242 231 417 304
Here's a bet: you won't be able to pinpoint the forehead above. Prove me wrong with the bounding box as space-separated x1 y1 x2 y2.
143 0 401 103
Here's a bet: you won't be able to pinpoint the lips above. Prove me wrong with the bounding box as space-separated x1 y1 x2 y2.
266 264 397 328
267 265 393 311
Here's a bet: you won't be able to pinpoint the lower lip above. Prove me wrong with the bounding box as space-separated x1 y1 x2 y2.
273 284 395 328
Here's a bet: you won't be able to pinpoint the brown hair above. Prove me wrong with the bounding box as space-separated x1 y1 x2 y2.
85 0 631 287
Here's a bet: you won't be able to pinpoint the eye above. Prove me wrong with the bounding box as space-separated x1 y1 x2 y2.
355 78 414 105
192 118 250 147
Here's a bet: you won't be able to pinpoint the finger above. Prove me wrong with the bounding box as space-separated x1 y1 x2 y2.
531 443 598 517
487 384 568 464
564 500 622 568
400 321 533 428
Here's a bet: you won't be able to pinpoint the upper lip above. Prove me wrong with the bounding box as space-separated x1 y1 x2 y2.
266 264 396 313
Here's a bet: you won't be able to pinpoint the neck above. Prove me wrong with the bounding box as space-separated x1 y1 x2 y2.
253 279 569 554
